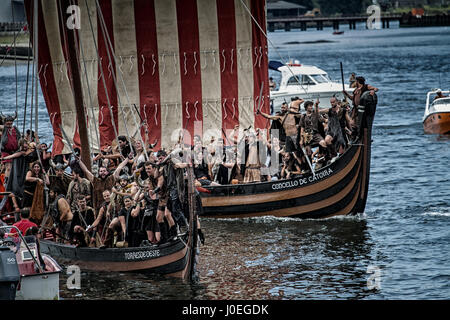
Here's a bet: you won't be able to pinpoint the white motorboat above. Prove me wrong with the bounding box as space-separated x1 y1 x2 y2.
269 60 354 112
0 226 62 300
423 89 450 135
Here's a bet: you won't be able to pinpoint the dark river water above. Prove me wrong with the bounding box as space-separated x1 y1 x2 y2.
1 25 449 300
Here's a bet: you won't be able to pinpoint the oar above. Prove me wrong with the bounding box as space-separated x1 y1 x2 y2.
300 145 316 178
340 62 347 102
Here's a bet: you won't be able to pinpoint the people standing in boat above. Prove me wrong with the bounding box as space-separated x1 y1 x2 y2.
243 131 263 183
162 152 189 229
47 188 73 242
0 113 21 180
39 143 52 172
66 167 92 211
134 184 160 245
78 157 128 212
343 76 378 113
269 102 288 146
269 77 277 90
258 97 304 154
49 163 71 196
265 135 283 181
71 195 96 247
433 89 447 101
144 160 175 244
2 139 38 214
101 192 130 248
299 100 327 152
322 97 353 155
349 73 357 88
88 189 112 243
24 161 50 214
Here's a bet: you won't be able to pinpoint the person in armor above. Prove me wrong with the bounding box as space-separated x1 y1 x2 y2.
66 168 92 211
78 157 128 212
70 195 96 247
134 184 160 245
144 160 176 244
322 97 353 155
88 189 112 243
300 100 327 151
100 193 130 248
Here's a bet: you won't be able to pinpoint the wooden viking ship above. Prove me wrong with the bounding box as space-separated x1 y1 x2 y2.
39 166 199 279
199 87 376 218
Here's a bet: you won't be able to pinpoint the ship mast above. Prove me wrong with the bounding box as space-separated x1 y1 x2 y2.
65 4 92 171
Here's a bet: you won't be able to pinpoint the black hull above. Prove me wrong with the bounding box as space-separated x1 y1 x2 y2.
40 237 192 277
199 118 373 219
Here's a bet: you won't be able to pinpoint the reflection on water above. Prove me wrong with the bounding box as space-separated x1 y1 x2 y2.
59 216 377 300
197 216 377 300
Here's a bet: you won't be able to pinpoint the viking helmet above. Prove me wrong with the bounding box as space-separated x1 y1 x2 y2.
1 111 18 122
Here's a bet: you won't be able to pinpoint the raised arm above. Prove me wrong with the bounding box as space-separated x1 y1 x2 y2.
1 150 25 161
78 160 94 183
367 84 378 92
258 110 281 121
113 157 130 180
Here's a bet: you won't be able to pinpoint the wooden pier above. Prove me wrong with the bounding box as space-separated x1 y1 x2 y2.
267 13 450 32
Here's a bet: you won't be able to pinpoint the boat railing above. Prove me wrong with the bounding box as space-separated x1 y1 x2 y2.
425 90 450 117
0 226 44 273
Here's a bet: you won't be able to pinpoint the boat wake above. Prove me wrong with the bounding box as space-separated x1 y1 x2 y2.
422 209 450 217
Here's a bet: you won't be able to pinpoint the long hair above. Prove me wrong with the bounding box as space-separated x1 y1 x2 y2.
30 160 44 177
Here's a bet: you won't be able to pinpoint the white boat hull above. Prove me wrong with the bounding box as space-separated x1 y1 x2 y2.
15 271 60 300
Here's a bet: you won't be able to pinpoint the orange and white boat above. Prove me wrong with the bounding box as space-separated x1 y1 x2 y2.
423 89 450 135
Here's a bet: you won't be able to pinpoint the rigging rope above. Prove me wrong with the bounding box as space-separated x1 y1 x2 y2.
237 0 311 100
84 0 122 154
67 0 101 155
94 0 148 158
22 32 32 136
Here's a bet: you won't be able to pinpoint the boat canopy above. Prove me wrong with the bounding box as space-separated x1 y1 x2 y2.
269 60 284 72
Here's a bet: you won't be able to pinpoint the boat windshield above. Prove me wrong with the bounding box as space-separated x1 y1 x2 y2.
310 74 331 83
287 74 331 86
432 97 450 105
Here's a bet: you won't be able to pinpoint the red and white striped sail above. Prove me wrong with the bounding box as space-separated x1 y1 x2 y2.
25 0 269 154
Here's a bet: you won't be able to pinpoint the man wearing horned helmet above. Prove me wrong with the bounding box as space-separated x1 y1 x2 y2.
0 112 21 180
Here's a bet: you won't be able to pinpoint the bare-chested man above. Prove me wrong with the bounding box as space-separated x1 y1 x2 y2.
258 97 304 153
48 188 73 242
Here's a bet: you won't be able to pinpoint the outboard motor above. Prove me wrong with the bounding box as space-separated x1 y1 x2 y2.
0 245 20 300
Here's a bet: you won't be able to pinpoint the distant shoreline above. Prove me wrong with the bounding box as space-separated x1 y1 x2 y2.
283 40 337 45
